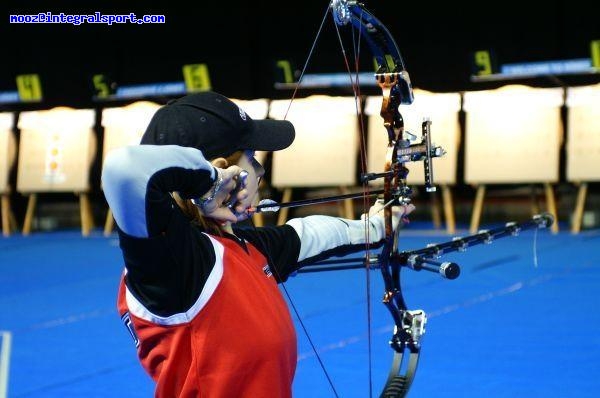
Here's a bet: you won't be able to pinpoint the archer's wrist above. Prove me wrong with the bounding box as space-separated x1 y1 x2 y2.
192 167 223 213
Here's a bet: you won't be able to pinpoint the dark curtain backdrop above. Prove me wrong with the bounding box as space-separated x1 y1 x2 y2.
1 0 599 107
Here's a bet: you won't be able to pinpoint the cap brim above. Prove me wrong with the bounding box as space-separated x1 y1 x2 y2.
243 119 296 152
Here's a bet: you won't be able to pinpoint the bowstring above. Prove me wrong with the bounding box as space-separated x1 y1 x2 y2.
330 6 376 397
249 2 381 396
246 3 346 397
247 215 339 397
282 2 331 120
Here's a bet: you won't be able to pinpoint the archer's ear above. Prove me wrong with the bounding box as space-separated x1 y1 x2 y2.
211 157 228 168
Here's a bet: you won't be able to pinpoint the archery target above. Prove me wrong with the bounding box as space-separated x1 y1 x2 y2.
269 95 360 187
565 83 600 182
463 85 562 184
101 101 162 163
17 107 96 193
0 112 16 193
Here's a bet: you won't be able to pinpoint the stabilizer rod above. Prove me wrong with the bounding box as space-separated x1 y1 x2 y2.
297 213 554 277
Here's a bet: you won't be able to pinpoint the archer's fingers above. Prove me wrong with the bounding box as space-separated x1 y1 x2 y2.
402 203 416 216
219 165 244 185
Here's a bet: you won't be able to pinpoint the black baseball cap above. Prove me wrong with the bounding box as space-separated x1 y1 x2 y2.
140 91 295 159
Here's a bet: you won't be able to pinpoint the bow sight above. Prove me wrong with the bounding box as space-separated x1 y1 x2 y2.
360 118 446 196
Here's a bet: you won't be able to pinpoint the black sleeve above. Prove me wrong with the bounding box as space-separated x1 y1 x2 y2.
101 144 216 238
118 204 217 317
145 166 214 236
102 145 220 316
233 224 302 282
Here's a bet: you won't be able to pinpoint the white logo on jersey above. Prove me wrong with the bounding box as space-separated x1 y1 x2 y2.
238 107 247 121
121 312 140 348
262 264 273 278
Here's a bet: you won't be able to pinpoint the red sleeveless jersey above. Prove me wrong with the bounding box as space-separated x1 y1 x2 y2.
117 233 297 398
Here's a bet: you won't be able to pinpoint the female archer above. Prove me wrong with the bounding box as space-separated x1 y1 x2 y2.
101 91 413 397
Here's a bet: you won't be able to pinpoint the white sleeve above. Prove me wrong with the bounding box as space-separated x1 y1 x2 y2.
285 214 386 262
101 145 215 238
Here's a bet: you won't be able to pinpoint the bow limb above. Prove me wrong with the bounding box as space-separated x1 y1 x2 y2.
333 0 415 104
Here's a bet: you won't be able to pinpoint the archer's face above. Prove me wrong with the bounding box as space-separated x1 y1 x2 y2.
235 150 265 213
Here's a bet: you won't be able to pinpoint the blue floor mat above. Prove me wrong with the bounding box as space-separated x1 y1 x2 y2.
1 226 599 397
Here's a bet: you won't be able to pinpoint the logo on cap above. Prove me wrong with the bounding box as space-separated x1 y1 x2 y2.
238 107 247 121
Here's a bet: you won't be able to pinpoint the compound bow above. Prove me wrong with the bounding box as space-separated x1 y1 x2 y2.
330 1 440 396
258 1 555 397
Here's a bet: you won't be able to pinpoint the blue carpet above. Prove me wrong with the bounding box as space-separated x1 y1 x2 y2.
1 225 599 397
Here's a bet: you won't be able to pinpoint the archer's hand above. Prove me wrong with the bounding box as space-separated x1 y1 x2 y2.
359 200 415 243
364 199 415 229
197 165 248 224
